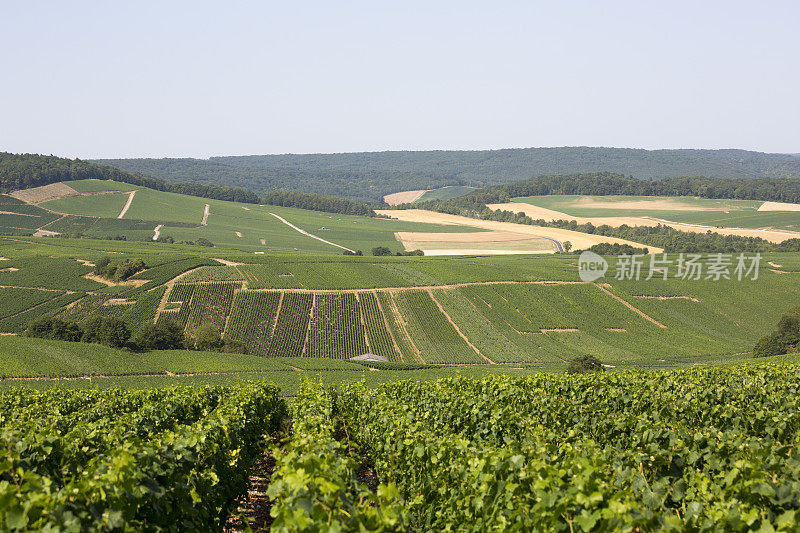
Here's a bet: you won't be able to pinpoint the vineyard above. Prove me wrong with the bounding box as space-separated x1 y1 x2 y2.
307 293 368 358
0 383 286 530
280 365 800 531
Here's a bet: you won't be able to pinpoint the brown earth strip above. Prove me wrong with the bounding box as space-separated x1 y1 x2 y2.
594 283 667 328
632 295 699 302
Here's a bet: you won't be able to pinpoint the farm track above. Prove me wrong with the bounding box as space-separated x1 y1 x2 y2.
201 203 210 225
117 190 137 218
594 283 667 328
269 212 356 253
427 289 496 364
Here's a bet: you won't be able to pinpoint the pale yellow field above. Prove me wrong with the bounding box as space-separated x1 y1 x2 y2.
377 209 664 254
395 230 556 255
382 190 427 206
758 201 800 212
489 203 800 244
10 182 79 203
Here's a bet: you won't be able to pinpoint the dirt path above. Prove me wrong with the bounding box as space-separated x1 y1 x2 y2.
632 295 699 302
427 288 495 364
594 283 667 328
269 212 356 253
387 291 424 363
152 224 163 241
117 190 136 219
201 203 210 225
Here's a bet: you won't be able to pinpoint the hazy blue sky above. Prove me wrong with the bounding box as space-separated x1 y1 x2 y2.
2 1 798 158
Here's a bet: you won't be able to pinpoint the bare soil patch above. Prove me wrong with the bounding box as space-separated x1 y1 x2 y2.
201 203 210 225
33 229 60 237
0 267 19 272
633 295 699 302
541 328 580 333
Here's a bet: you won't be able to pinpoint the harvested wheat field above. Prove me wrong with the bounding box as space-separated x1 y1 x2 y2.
382 190 427 205
490 203 800 243
758 201 800 212
395 230 556 255
377 209 663 253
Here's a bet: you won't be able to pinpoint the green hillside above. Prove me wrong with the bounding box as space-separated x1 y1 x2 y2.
93 147 800 202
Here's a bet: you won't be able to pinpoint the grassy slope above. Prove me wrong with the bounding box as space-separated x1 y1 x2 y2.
41 192 130 218
514 195 800 230
66 179 138 193
42 181 484 253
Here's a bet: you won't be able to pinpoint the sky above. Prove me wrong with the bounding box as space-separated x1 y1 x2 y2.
1 1 799 159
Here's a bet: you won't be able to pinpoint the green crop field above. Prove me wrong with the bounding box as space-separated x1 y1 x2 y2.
40 191 131 218
36 180 489 253
65 179 139 193
513 194 800 230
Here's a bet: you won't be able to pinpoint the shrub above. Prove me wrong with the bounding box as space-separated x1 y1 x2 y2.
196 238 214 247
26 316 83 342
221 339 249 354
133 321 187 351
81 316 131 348
567 354 605 374
371 246 393 256
192 323 224 352
753 334 786 358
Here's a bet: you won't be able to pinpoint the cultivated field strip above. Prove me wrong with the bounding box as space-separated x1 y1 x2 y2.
224 291 281 355
308 293 368 358
359 291 400 360
267 292 313 357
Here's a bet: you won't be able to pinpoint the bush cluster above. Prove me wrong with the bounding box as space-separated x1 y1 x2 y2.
93 257 146 281
754 307 800 357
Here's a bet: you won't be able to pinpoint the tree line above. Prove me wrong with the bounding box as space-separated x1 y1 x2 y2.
0 152 376 216
410 172 800 208
93 147 800 202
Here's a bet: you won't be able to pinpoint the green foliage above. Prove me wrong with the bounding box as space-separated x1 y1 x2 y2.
371 246 393 256
132 321 187 351
192 322 224 352
26 316 82 342
267 381 406 531
81 316 131 348
588 242 648 255
92 148 800 202
0 383 287 530
754 307 800 357
566 354 605 374
336 367 800 531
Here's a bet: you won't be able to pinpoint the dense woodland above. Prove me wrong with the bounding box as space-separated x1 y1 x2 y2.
412 172 800 209
93 148 800 202
0 153 375 216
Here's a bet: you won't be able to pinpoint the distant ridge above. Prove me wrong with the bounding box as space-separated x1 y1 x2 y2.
94 147 800 203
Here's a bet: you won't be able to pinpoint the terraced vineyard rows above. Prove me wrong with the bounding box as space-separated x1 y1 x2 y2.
224 291 281 355
392 289 483 364
358 292 398 360
267 292 313 357
308 293 368 358
184 281 239 332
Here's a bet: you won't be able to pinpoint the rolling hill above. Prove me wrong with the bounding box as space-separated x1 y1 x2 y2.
93 147 800 202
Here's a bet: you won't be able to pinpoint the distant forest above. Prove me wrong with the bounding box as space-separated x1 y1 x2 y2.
417 172 800 212
93 147 800 202
0 153 375 216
